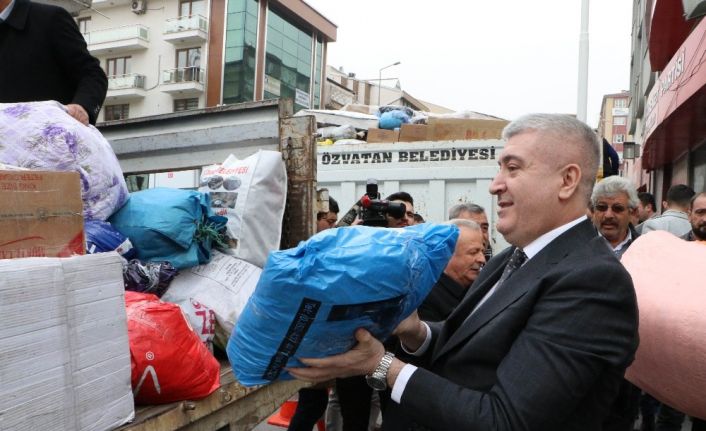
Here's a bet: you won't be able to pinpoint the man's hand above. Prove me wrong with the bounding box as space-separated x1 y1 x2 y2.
393 311 427 352
288 328 385 383
65 104 89 125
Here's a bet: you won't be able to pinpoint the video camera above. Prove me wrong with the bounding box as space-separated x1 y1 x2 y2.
359 179 406 227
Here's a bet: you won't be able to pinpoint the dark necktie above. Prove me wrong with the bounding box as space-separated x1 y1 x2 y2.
444 247 527 335
495 247 527 288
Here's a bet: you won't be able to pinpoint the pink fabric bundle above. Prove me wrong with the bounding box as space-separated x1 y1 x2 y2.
622 230 706 418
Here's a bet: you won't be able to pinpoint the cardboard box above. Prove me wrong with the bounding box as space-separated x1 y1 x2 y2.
0 170 84 259
367 128 399 143
0 252 134 431
399 124 429 142
427 118 509 141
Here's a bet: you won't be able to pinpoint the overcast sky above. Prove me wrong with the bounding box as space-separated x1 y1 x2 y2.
305 0 633 128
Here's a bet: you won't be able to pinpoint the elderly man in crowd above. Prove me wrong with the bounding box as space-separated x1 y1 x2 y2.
417 219 486 322
290 113 638 431
448 202 493 260
591 176 640 258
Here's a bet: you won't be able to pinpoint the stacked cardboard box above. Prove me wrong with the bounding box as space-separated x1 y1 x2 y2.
0 252 134 431
0 170 85 259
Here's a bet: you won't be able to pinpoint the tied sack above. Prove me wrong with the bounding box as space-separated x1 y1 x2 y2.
0 101 129 220
161 251 261 350
227 223 458 386
199 151 286 268
125 292 220 404
109 188 227 270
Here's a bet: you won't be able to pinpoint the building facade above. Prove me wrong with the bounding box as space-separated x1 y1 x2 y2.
626 0 706 200
76 0 335 122
598 91 631 164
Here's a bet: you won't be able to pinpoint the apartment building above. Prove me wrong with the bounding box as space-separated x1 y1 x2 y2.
598 91 631 162
75 0 336 122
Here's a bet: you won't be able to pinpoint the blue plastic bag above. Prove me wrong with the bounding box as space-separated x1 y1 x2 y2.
378 110 411 130
108 188 227 269
85 220 136 259
227 223 458 386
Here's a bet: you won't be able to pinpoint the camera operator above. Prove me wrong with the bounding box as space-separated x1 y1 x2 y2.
385 192 415 228
334 185 416 430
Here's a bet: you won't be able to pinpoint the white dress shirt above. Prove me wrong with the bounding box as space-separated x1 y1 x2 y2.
391 216 588 403
0 0 16 20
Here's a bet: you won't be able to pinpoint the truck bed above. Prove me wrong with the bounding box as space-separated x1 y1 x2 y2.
118 360 304 431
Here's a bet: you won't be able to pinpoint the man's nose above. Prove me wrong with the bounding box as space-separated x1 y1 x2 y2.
489 174 504 195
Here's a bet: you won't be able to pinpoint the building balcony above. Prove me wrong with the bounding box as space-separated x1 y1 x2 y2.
163 15 208 45
84 25 149 56
105 74 147 102
90 0 131 7
161 67 205 96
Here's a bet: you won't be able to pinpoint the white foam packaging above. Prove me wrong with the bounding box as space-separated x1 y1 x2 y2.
0 252 134 431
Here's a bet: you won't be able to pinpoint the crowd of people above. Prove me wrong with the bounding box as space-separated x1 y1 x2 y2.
1 3 701 428
288 114 704 431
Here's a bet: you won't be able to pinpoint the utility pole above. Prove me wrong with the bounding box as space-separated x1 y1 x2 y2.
577 0 589 122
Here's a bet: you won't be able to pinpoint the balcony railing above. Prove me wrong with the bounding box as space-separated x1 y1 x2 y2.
162 67 205 85
108 74 146 91
84 24 149 45
164 15 208 34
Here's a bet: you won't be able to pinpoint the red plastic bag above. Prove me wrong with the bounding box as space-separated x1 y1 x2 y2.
125 291 220 404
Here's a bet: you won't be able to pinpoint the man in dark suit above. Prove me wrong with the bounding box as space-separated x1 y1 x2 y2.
0 0 107 125
290 113 639 431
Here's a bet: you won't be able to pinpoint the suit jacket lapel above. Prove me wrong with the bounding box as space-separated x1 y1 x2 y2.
431 250 510 360
432 219 598 362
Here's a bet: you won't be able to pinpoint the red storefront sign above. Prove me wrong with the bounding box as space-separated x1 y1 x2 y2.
642 16 706 169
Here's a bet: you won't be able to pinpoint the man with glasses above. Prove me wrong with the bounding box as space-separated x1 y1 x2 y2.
590 176 643 431
591 176 640 258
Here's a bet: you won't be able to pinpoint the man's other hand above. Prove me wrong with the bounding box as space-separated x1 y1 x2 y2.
288 328 385 383
66 104 89 125
393 311 427 352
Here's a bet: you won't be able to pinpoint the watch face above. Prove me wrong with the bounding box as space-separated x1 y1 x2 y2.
365 374 387 391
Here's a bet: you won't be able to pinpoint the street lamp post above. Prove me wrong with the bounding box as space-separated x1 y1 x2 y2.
378 61 401 107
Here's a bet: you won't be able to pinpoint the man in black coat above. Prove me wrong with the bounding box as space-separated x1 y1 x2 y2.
418 218 486 322
289 114 639 431
0 0 107 125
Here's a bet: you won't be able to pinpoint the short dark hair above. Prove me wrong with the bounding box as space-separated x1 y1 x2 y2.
666 184 695 207
637 192 656 211
316 196 339 220
690 192 706 208
386 191 414 205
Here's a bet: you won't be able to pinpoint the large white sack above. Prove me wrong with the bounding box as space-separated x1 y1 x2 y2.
0 101 128 220
199 150 286 267
161 251 261 348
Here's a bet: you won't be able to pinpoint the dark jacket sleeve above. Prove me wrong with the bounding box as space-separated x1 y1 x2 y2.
399 259 638 431
51 7 107 124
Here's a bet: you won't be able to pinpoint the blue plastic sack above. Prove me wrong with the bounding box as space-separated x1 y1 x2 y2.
85 220 136 259
227 223 458 386
108 188 227 269
378 110 411 130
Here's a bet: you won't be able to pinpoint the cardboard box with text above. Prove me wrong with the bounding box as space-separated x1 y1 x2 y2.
0 170 84 259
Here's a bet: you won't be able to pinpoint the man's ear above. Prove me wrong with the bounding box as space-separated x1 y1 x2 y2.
558 164 581 200
663 200 669 211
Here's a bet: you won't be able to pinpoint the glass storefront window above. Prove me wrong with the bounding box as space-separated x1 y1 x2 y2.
265 6 312 111
223 0 258 104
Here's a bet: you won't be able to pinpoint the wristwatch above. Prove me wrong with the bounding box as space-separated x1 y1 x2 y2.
365 351 395 391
